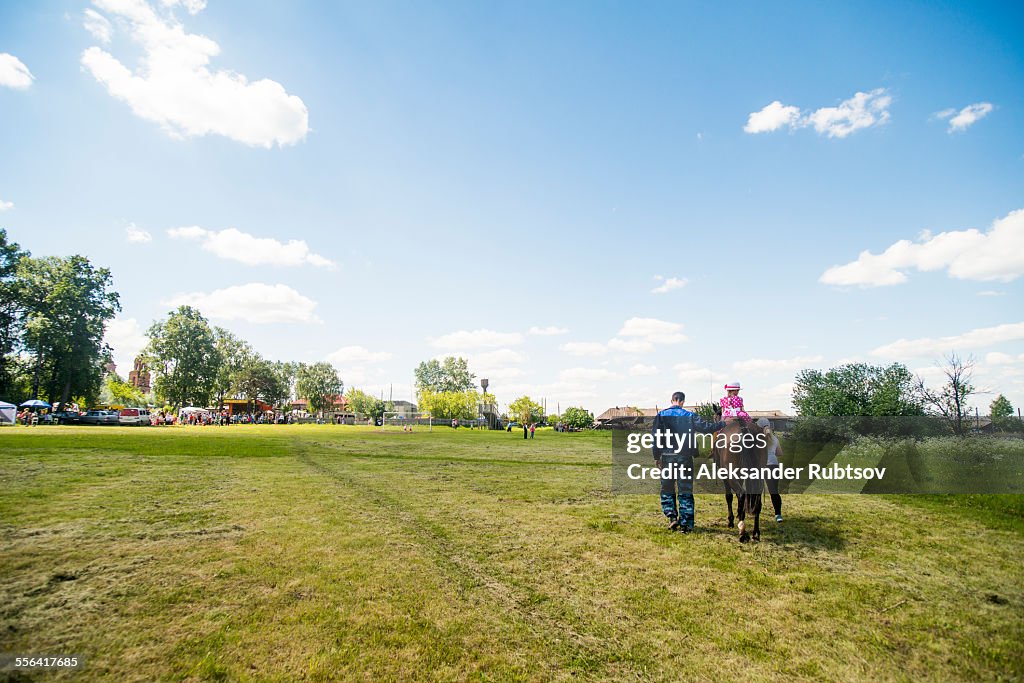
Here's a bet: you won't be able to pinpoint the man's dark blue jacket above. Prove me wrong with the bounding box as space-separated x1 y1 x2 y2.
651 405 725 460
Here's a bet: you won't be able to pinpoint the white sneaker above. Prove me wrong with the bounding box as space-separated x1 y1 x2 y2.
775 515 783 523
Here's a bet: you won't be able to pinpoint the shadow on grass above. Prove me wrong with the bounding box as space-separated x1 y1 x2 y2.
694 509 848 551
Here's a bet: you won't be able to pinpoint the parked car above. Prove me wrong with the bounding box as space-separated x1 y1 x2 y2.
48 410 82 425
80 409 120 425
118 408 151 426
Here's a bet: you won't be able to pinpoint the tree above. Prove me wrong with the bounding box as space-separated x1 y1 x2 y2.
213 327 254 407
102 374 145 407
269 361 299 409
508 395 544 425
0 229 28 400
694 402 719 423
418 389 480 421
345 388 388 421
18 255 120 410
146 306 219 408
296 362 343 417
792 362 923 417
990 394 1017 432
232 356 289 414
914 353 976 436
414 356 476 393
561 406 594 430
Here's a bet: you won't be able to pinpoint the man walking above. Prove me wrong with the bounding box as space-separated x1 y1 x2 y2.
652 391 725 533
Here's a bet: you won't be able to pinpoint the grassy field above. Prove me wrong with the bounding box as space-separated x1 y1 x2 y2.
1 425 1021 681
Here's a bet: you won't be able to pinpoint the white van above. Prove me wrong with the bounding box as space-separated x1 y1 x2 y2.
119 408 151 426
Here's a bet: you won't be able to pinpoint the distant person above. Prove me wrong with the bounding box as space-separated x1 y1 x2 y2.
506 422 512 432
652 391 726 533
756 418 784 522
529 423 536 439
523 423 528 440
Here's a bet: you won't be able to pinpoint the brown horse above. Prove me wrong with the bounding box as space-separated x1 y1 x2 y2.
712 419 768 543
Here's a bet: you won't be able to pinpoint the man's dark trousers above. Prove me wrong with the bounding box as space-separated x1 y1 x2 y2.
659 453 695 528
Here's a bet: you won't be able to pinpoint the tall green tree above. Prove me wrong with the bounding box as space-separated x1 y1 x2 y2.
418 389 479 421
146 306 219 408
345 387 388 421
272 361 300 408
414 356 476 393
990 394 1016 431
560 406 594 430
213 326 254 406
18 254 120 409
0 229 28 400
232 356 289 413
296 362 343 417
792 362 923 417
508 395 544 425
101 374 146 407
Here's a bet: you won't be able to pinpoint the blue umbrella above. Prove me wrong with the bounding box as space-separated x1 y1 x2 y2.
20 399 51 408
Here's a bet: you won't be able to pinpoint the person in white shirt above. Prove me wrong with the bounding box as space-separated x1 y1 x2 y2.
756 417 784 522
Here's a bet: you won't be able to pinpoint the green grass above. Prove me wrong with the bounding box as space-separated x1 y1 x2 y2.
1 425 1022 681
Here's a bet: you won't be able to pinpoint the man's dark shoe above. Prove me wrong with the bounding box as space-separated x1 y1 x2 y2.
667 517 681 531
679 525 693 534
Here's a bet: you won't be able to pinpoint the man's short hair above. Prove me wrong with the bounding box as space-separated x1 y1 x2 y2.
671 391 685 403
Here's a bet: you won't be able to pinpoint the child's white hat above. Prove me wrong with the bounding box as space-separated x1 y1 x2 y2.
724 382 741 391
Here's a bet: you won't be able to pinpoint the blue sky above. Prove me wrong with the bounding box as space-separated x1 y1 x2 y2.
1 0 1022 414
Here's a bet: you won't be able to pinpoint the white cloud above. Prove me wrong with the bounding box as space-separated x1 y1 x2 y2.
977 290 1006 297
607 338 654 354
820 209 1024 287
431 329 523 349
163 282 320 324
871 322 1024 359
473 348 526 367
465 348 526 381
935 102 993 133
560 341 608 357
0 53 34 89
616 317 687 344
651 275 688 294
985 351 1024 367
326 345 392 365
560 367 618 382
166 225 206 240
754 382 796 412
744 101 801 134
802 88 892 138
83 8 113 43
125 223 152 243
528 326 568 336
167 226 334 268
560 318 685 358
629 364 658 377
0 199 13 212
161 0 207 14
744 88 891 138
732 355 823 375
103 317 149 376
674 363 719 383
80 0 308 147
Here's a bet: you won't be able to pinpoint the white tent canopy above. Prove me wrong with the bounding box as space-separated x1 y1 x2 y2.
0 401 16 426
179 407 210 415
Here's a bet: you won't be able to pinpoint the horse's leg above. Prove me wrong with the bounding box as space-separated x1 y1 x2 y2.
737 493 750 543
752 493 762 542
725 489 734 528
